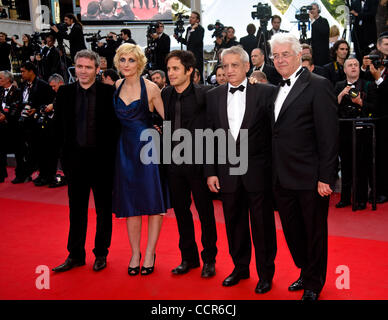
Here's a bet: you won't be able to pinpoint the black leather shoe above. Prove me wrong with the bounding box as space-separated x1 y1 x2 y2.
335 200 351 208
302 289 319 301
34 177 49 187
93 256 107 271
11 176 31 184
222 270 250 287
255 279 272 294
171 261 200 275
52 258 85 272
288 277 304 291
201 263 216 278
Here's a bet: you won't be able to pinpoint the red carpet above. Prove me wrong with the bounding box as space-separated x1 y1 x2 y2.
0 168 388 300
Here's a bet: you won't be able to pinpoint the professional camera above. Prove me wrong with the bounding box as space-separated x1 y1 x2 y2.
2 102 20 118
295 6 312 23
207 20 225 38
36 105 53 129
251 2 272 21
147 22 159 37
5 34 18 42
348 87 359 99
366 54 388 69
174 12 189 38
85 30 106 43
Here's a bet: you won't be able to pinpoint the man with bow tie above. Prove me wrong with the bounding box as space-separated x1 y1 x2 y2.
205 46 277 294
270 33 338 300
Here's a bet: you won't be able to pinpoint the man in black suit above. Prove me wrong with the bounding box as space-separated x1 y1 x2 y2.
51 13 87 62
239 24 258 67
206 46 277 294
163 50 217 278
0 71 22 182
350 0 379 61
16 62 55 186
269 33 338 300
335 57 377 210
151 21 171 73
248 48 282 85
52 50 119 273
301 43 329 78
175 11 205 83
309 3 330 66
41 35 62 81
0 32 11 71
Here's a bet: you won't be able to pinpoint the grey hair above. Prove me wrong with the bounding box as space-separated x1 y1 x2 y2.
74 49 100 68
269 33 302 57
221 45 249 64
0 70 14 83
48 73 64 83
150 69 166 79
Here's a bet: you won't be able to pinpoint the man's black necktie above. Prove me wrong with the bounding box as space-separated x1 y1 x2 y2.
174 93 182 131
77 88 88 147
229 85 245 94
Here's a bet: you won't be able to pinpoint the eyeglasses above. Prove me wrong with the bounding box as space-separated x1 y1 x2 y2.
270 53 297 61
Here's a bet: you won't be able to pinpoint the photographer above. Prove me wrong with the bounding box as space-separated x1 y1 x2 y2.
150 21 170 73
335 57 378 209
362 33 388 203
0 32 11 71
120 29 136 45
174 11 204 83
0 71 22 183
16 62 55 185
323 40 350 86
220 26 239 49
94 32 120 69
51 13 87 62
309 3 330 66
11 34 34 63
349 0 379 61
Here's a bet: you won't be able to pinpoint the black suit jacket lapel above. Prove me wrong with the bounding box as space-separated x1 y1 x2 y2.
276 69 310 123
218 84 229 131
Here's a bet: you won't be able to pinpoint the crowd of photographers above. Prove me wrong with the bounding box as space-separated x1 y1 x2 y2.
1 3 388 209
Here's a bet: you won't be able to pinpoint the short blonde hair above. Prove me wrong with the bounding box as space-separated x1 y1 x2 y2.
114 43 147 76
330 25 340 38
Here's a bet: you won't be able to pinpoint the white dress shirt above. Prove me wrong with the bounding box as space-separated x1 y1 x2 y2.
227 78 247 140
274 67 304 122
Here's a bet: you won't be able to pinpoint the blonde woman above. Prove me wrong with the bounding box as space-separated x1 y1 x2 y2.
112 43 170 275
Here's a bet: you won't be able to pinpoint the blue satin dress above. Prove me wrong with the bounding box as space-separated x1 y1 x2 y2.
112 77 170 217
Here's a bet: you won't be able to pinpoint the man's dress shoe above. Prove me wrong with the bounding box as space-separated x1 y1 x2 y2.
335 200 351 208
201 263 216 278
171 261 200 275
255 279 272 294
222 270 249 287
11 176 31 184
93 256 107 271
288 277 304 291
376 195 388 204
356 202 367 210
52 258 85 272
302 289 319 301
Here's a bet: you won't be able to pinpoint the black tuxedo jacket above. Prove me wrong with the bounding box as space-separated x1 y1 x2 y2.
0 85 22 121
239 34 258 60
178 25 204 70
248 64 282 86
54 81 120 175
272 70 339 190
42 46 61 80
311 16 330 66
154 33 171 72
20 77 55 109
205 82 276 193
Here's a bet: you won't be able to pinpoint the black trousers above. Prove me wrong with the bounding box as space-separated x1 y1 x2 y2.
274 183 329 293
339 125 371 204
66 148 113 260
168 165 217 264
376 118 388 197
221 183 277 281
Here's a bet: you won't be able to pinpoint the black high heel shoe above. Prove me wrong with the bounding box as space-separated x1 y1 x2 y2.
141 254 156 275
128 253 141 276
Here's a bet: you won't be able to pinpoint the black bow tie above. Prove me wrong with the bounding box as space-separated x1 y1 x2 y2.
279 79 291 87
229 85 245 94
